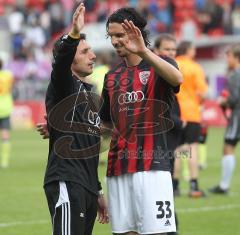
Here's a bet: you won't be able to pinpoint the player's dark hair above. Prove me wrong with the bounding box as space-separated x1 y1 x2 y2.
106 7 150 47
177 41 193 56
53 33 86 58
154 33 176 49
229 44 240 61
79 33 86 41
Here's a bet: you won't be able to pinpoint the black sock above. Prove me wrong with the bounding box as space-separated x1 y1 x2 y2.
190 179 199 191
173 179 179 191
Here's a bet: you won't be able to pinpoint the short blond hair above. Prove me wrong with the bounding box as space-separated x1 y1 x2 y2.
227 44 240 60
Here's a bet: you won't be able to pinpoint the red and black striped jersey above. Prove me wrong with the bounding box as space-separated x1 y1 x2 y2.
100 57 179 177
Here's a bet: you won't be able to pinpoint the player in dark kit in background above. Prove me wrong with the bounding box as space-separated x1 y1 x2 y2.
43 4 108 235
210 44 240 194
100 8 182 235
154 33 184 235
154 33 185 176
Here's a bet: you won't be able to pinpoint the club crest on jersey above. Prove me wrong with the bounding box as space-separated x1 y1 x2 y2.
139 71 150 85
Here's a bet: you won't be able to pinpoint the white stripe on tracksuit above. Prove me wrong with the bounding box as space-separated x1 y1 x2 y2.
226 115 238 139
52 181 71 235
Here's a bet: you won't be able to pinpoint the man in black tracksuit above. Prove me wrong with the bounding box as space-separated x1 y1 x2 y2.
43 4 108 235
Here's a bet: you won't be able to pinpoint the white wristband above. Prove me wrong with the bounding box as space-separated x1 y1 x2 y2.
98 189 104 197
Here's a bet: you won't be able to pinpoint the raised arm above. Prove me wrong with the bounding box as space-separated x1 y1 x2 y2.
68 3 85 39
120 20 183 86
52 3 85 79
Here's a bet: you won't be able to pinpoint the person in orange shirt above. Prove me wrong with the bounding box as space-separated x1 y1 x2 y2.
173 41 208 197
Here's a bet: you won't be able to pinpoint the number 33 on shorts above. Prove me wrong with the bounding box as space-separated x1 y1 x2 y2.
156 201 172 219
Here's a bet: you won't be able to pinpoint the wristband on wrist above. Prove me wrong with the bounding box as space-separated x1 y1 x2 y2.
98 189 104 197
68 32 80 39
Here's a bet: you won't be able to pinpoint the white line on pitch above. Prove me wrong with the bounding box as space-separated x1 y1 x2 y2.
177 204 240 213
0 220 49 228
1 204 240 228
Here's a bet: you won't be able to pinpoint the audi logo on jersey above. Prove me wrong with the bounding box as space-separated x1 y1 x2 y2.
88 110 100 129
118 91 145 105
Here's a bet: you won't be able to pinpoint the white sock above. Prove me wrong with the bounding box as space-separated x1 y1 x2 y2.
219 155 236 190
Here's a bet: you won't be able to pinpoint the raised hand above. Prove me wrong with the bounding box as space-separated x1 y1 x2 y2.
120 20 147 56
69 3 85 38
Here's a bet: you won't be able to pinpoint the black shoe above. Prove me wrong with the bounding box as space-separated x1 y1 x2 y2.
188 189 206 198
198 164 207 170
209 185 228 194
167 232 179 235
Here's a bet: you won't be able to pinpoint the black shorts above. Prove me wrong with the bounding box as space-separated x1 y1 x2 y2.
44 181 98 235
198 125 208 144
180 122 201 145
166 129 182 174
225 138 239 146
224 113 240 147
0 117 11 130
167 129 182 152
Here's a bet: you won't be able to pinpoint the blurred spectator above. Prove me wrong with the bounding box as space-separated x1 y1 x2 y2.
148 0 172 34
40 8 51 41
85 0 97 12
48 1 64 36
197 0 224 35
2 0 240 102
222 1 233 34
195 0 207 10
24 15 46 48
180 14 198 40
231 4 240 34
7 6 24 35
23 52 38 81
96 0 109 22
7 6 24 57
25 0 44 11
133 0 149 19
60 0 74 27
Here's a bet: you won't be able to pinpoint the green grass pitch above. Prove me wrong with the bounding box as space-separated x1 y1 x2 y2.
0 128 239 235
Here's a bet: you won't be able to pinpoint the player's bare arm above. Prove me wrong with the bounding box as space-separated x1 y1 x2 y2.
120 20 182 86
97 194 109 224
